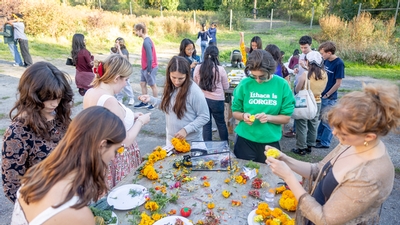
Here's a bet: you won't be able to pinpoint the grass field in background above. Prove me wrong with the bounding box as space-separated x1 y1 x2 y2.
0 21 398 79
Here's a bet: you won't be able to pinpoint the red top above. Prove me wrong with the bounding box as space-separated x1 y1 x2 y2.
76 49 93 72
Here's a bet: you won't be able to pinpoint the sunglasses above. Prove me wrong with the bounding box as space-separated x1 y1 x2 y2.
248 73 268 81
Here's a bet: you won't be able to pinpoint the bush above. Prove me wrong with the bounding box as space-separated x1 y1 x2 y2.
317 13 399 65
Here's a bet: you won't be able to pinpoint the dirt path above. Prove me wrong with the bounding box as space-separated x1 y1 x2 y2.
1 19 399 223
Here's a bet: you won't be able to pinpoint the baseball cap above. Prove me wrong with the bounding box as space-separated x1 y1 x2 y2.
306 51 323 68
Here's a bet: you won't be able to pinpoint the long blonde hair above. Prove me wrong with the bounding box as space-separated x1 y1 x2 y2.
92 54 132 87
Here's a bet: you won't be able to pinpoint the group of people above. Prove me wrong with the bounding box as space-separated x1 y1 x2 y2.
1 21 400 225
0 13 33 67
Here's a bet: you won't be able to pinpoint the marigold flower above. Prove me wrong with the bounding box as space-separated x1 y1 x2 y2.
276 185 286 194
117 146 125 155
144 201 159 211
207 202 215 209
171 137 191 153
224 178 231 183
168 209 176 215
254 215 264 222
222 190 231 198
265 148 280 158
151 213 163 220
279 190 298 212
203 181 210 187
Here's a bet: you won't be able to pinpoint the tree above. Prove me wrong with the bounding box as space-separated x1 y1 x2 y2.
163 0 179 10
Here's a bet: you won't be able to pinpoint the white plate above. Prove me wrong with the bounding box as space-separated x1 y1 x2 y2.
107 212 118 225
153 216 193 225
247 209 290 225
107 184 147 210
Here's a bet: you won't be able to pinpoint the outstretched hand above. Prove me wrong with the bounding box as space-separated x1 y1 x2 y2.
138 95 150 103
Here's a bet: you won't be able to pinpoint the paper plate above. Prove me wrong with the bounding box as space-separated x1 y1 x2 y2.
107 184 147 210
247 208 291 225
153 216 193 225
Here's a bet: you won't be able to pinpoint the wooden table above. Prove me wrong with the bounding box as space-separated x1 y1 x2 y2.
111 153 294 224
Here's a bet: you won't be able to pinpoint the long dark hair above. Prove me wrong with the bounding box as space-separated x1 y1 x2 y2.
199 46 220 92
245 50 276 80
178 38 197 58
305 55 325 80
71 33 89 64
10 62 73 140
250 36 262 53
161 56 192 119
19 106 126 209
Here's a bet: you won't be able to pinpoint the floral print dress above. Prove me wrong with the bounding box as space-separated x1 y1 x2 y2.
97 95 142 188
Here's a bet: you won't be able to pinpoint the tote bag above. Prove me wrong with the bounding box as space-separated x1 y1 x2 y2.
291 78 317 120
195 37 201 47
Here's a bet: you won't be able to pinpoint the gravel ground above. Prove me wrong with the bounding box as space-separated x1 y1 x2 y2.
0 55 399 224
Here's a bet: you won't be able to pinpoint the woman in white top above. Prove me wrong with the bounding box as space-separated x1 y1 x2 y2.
83 54 151 188
11 106 126 225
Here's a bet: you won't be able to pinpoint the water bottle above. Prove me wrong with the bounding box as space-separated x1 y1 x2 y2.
265 188 276 209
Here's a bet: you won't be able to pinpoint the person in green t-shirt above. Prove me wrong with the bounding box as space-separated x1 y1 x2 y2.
231 49 295 163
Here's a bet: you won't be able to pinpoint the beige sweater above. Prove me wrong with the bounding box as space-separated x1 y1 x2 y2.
296 144 394 225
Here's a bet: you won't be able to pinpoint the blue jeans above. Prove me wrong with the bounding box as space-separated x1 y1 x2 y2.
203 98 228 141
8 42 23 66
200 41 208 62
317 98 337 147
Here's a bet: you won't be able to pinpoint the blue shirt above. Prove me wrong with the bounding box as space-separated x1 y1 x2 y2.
208 28 217 43
322 57 345 99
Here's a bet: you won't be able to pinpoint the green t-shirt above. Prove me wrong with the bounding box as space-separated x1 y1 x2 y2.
231 75 295 143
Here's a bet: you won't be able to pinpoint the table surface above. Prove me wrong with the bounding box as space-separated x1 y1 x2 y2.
110 153 295 225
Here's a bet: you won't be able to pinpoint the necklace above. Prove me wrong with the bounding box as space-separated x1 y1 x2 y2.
322 141 381 177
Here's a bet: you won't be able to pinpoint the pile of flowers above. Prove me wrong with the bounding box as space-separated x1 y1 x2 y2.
251 178 263 189
253 202 295 225
279 190 298 212
171 138 191 153
139 146 167 180
235 172 249 184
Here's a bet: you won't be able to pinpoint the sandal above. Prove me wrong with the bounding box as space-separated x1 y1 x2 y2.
283 131 296 138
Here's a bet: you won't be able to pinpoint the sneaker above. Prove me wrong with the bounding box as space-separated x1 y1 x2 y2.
212 127 218 132
283 131 296 138
147 105 155 110
12 63 19 67
315 143 329 149
128 98 135 105
134 102 148 108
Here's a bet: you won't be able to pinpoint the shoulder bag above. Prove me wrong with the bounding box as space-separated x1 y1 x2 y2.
291 78 317 120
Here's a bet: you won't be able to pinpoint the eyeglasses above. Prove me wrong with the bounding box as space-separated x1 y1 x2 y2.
185 48 194 52
248 73 268 81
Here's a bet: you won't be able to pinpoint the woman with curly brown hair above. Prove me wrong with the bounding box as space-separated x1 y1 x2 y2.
267 82 400 225
2 62 73 203
139 56 209 147
11 106 126 225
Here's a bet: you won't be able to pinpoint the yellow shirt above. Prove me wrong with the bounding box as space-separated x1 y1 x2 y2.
309 71 327 103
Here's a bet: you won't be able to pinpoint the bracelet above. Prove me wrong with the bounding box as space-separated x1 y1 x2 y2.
136 119 144 126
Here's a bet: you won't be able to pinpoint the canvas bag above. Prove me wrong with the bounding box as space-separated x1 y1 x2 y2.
195 37 201 47
292 78 317 120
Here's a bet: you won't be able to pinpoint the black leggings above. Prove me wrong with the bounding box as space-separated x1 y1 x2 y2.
233 135 280 163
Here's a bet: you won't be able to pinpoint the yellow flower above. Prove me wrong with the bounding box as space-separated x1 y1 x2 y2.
151 213 164 221
117 146 125 155
144 201 159 211
224 178 231 183
279 190 298 212
203 181 210 187
249 115 255 122
265 148 280 158
276 185 286 194
171 138 191 153
235 175 244 184
254 215 264 222
207 202 215 209
222 190 231 198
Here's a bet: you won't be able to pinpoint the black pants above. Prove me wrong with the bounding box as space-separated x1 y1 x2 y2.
234 135 280 163
18 39 33 66
231 52 242 67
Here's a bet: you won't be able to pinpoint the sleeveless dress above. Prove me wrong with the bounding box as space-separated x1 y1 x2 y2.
97 95 142 188
11 190 80 225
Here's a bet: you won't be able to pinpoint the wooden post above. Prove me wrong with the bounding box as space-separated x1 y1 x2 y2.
310 6 314 28
253 0 257 20
358 3 362 17
230 10 233 31
160 5 163 17
395 0 400 26
98 0 101 9
130 1 132 15
194 11 196 29
270 9 273 30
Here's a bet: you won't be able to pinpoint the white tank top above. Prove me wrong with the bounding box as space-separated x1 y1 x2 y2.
97 94 135 130
11 190 80 225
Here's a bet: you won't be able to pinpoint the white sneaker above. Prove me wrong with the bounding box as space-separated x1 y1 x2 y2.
128 98 135 105
212 127 217 132
12 63 19 67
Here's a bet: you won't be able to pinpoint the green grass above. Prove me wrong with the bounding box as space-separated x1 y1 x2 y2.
285 151 324 163
344 62 400 80
74 101 82 107
0 128 6 136
395 167 400 176
1 96 10 100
